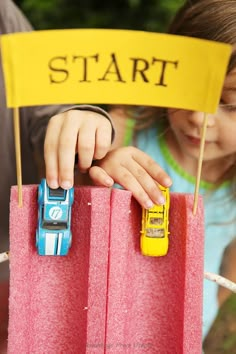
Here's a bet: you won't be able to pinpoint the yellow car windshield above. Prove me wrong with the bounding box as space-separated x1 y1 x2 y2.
146 228 165 238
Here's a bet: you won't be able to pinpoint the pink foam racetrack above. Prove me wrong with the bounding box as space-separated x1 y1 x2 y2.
8 185 204 353
106 189 204 353
8 185 111 353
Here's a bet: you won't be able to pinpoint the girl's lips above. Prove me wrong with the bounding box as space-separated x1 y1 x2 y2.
186 135 201 144
184 134 212 146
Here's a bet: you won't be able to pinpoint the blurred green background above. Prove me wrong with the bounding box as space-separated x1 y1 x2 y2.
15 1 236 353
15 0 183 32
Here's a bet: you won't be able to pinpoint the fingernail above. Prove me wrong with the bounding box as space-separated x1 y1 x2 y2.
145 200 154 209
105 177 114 186
157 196 165 205
164 178 172 186
61 180 72 189
49 180 59 189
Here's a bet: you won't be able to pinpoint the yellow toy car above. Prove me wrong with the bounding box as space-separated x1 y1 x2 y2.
140 186 170 257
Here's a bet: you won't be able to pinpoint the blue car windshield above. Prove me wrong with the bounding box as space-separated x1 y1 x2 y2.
42 221 68 230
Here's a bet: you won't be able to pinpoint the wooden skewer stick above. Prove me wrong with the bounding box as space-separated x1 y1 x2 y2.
0 251 9 263
204 271 236 294
13 107 23 207
193 113 208 215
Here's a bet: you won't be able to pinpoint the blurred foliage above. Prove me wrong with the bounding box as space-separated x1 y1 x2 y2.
203 293 236 354
15 0 184 32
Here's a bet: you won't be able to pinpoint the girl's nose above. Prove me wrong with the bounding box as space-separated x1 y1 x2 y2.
206 114 216 127
188 111 216 129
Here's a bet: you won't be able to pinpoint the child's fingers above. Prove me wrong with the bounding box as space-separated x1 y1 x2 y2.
76 124 96 172
93 121 113 160
93 146 172 209
107 146 172 191
76 115 112 172
121 158 167 206
104 165 158 209
89 166 114 187
56 114 81 188
44 109 113 188
44 115 63 188
132 149 172 187
92 163 163 209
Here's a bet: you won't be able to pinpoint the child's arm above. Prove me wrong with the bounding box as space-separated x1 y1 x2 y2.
89 146 172 209
44 107 114 189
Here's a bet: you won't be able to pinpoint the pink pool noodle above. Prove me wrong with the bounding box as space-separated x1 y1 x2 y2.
8 186 204 353
105 189 204 353
8 185 111 353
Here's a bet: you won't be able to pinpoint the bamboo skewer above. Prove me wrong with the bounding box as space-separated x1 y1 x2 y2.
204 271 236 294
193 113 208 215
0 251 9 263
13 107 23 207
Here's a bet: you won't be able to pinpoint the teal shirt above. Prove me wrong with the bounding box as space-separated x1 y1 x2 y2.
126 123 236 339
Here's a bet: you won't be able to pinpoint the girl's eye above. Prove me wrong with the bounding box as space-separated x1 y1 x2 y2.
219 100 236 112
221 104 236 112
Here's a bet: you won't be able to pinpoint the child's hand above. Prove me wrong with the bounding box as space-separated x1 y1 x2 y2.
89 146 172 209
44 109 113 189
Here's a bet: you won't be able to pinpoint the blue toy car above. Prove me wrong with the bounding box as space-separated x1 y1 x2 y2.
36 179 74 256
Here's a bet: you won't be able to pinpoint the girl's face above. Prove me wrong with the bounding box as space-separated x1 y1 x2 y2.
167 68 236 165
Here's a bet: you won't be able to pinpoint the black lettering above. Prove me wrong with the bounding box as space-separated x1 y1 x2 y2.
130 58 149 82
98 53 126 82
48 56 69 84
152 58 178 86
72 54 99 82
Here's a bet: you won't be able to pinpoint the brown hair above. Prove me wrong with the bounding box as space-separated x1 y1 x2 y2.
169 0 236 188
122 0 236 187
168 0 236 73
130 0 236 124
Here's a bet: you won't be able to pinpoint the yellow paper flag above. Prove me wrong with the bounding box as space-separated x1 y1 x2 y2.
1 29 231 112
